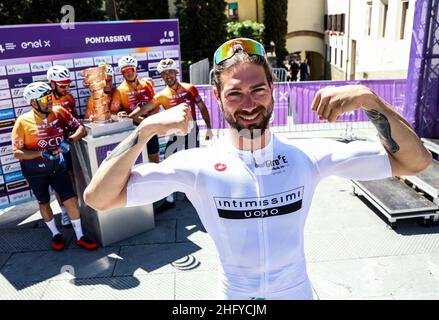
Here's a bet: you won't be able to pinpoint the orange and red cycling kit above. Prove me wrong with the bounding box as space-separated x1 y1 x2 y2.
50 92 78 119
111 79 157 115
154 82 202 120
11 106 81 176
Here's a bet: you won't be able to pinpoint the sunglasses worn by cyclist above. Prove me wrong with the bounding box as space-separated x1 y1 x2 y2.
37 92 53 104
122 66 136 74
214 38 266 65
57 84 70 89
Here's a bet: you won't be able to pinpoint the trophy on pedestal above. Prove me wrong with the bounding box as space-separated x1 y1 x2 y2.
81 64 133 137
82 65 111 123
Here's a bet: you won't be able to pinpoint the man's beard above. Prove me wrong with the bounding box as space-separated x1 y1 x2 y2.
55 88 66 97
165 78 177 87
33 104 52 116
221 99 273 139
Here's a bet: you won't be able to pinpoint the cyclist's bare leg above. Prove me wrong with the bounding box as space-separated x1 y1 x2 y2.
63 197 80 220
39 202 54 222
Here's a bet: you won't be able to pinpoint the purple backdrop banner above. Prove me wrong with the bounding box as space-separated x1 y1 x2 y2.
194 86 225 130
405 0 439 138
290 80 407 124
0 19 181 208
196 79 407 128
0 20 179 60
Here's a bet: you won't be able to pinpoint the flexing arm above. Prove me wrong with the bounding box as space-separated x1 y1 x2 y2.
311 85 432 176
84 103 193 211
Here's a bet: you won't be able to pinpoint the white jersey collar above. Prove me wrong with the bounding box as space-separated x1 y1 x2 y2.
220 131 276 162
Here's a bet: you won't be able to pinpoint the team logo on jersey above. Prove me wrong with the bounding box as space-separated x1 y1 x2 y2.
214 163 227 172
38 140 48 148
37 136 63 149
214 187 304 219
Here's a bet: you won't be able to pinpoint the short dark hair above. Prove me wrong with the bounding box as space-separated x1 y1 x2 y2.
211 51 273 94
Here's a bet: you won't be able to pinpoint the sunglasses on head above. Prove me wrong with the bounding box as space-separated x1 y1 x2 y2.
214 38 266 65
122 66 136 74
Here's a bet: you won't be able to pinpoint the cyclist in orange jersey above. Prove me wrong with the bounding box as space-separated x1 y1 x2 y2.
47 65 79 226
111 55 160 164
13 82 97 251
47 65 78 118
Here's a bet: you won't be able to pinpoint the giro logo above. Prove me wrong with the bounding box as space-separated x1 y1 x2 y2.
255 154 288 170
214 163 227 172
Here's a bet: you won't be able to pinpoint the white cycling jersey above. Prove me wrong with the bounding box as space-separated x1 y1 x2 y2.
126 132 392 300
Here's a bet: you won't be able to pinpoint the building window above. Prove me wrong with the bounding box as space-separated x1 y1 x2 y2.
331 14 337 31
340 50 343 68
325 14 345 34
400 1 409 39
336 14 345 33
381 0 389 37
228 2 238 19
367 1 373 36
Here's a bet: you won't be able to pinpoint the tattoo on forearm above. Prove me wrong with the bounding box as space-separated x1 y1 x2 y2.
104 128 140 162
365 109 400 153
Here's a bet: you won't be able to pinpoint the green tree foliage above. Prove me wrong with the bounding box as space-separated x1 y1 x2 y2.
176 0 227 63
226 20 265 42
263 0 288 65
115 0 169 20
0 0 106 24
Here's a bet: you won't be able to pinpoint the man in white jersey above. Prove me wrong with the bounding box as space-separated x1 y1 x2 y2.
84 38 432 300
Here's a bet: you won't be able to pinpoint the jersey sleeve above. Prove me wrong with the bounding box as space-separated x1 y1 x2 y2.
11 117 24 152
153 94 167 110
57 107 81 132
126 149 199 207
189 85 202 103
67 94 78 118
143 81 155 102
303 139 392 181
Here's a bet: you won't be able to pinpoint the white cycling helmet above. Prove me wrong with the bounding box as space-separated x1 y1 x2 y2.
98 63 114 76
23 82 52 103
47 65 72 83
157 58 179 74
118 56 138 69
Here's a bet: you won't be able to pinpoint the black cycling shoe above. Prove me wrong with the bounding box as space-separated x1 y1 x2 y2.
155 200 176 213
52 233 65 251
76 236 98 250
